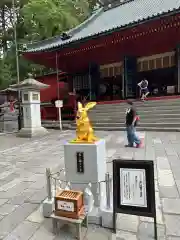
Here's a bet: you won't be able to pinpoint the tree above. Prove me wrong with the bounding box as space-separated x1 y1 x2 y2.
0 60 13 89
21 0 90 41
88 0 98 11
0 0 95 89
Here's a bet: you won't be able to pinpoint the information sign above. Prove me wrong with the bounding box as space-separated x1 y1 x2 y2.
55 100 63 130
113 159 157 240
120 168 147 208
55 100 63 108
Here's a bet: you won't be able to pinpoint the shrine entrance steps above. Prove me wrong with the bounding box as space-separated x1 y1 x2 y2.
70 96 180 132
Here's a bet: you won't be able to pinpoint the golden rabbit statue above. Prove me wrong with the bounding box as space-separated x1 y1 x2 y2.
71 102 99 143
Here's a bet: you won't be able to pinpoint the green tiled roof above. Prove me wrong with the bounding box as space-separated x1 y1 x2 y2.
25 0 180 53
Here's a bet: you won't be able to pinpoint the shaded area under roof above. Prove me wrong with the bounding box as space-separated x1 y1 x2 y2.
25 0 180 53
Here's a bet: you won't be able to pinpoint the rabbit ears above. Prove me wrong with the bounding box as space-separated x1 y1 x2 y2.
77 102 96 111
85 102 96 111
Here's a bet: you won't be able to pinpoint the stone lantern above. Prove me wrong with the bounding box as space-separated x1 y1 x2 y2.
10 73 49 138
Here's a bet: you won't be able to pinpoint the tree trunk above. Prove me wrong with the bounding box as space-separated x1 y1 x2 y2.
1 6 8 54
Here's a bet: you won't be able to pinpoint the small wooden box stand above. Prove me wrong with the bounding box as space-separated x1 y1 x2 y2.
51 212 88 240
54 190 84 219
52 190 88 240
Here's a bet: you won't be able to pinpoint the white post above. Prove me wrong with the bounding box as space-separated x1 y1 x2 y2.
58 107 62 131
105 172 111 209
55 100 63 131
46 168 52 200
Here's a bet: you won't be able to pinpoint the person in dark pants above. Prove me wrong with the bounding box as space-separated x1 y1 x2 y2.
125 100 142 148
138 78 149 101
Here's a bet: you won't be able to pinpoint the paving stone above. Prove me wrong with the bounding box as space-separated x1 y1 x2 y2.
3 220 40 240
29 180 46 190
159 185 179 198
0 182 32 200
53 224 113 240
153 138 162 144
29 219 55 240
167 237 180 240
156 157 171 170
0 203 19 216
0 171 14 180
85 225 112 240
175 180 180 195
0 199 8 206
158 170 175 187
138 222 165 239
1 131 180 239
140 216 154 223
0 173 20 184
107 149 117 158
116 231 137 240
26 187 47 204
0 203 38 238
155 150 167 159
172 168 180 181
165 147 178 156
116 214 139 232
164 215 180 236
145 148 155 161
168 155 180 167
0 179 21 191
26 206 44 224
162 199 180 214
8 189 38 205
133 149 146 160
0 191 13 199
24 173 45 182
141 208 163 225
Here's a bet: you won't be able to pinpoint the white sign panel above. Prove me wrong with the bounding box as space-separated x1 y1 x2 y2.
55 100 63 108
120 168 147 208
57 200 74 212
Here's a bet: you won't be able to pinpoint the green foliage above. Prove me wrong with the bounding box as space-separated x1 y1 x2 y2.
0 0 97 89
21 0 90 40
0 60 13 89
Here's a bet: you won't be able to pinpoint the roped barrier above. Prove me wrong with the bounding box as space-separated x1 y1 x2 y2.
46 168 113 209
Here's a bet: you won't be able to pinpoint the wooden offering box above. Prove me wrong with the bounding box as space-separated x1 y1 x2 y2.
54 190 84 219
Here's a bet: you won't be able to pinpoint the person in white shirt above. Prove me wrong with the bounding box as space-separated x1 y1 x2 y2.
137 78 149 101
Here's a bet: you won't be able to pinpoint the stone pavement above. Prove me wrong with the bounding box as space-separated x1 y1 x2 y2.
0 130 180 239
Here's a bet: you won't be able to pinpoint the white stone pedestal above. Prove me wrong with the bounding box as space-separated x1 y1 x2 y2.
64 139 107 208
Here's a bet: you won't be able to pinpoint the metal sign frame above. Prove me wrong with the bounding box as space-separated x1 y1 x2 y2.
113 159 157 239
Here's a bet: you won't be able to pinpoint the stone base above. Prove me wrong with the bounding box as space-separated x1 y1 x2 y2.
88 207 102 225
17 126 48 138
43 198 54 218
100 207 113 229
64 139 106 207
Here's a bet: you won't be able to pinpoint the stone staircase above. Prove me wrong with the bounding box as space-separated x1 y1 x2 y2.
70 97 180 131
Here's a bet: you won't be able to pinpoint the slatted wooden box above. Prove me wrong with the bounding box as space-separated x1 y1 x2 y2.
54 190 84 219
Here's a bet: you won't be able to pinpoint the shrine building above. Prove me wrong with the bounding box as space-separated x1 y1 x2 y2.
23 0 180 102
